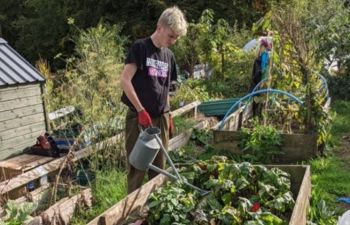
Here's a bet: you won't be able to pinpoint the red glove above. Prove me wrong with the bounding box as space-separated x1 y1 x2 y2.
138 110 152 128
169 115 175 138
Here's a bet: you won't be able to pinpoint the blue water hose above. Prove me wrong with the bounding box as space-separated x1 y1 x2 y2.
252 78 267 93
241 78 268 113
218 88 304 130
318 74 329 100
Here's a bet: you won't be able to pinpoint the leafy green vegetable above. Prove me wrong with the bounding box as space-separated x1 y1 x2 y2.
239 122 283 163
146 159 294 224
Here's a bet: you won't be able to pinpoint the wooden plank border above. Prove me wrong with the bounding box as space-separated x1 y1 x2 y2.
25 188 92 225
87 165 311 225
169 120 209 151
0 100 203 197
211 105 245 131
289 165 311 225
170 101 201 118
95 175 167 225
0 134 122 196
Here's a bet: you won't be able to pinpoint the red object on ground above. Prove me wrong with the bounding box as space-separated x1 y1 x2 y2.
251 202 261 212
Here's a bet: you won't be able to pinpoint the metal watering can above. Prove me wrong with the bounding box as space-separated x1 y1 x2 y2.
129 127 209 196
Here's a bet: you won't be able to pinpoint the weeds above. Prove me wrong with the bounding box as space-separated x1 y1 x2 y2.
70 169 127 225
0 201 37 225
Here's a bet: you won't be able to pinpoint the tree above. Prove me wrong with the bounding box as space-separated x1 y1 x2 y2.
268 0 333 151
0 0 24 45
13 0 70 67
305 0 350 72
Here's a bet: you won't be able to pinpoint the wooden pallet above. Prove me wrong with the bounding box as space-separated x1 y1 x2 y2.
0 154 54 181
0 154 54 198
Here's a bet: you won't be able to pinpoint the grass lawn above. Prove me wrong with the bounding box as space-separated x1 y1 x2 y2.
308 100 350 224
71 169 127 225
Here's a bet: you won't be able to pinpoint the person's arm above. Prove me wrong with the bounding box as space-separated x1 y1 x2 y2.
121 63 144 112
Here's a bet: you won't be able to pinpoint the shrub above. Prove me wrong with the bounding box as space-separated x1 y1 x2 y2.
171 79 210 109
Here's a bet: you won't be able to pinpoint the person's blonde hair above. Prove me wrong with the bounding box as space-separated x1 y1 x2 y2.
158 6 187 36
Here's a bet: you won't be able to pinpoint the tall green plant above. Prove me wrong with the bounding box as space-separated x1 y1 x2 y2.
172 9 215 78
49 23 128 168
304 0 350 72
172 23 201 77
257 1 334 150
240 121 282 163
173 9 255 97
58 23 126 130
170 79 210 110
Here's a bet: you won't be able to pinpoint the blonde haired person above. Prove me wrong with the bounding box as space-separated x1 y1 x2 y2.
121 6 187 193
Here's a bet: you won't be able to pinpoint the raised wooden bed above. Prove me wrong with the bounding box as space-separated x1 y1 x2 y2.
169 120 209 151
0 101 208 224
87 165 311 225
25 188 92 225
213 130 318 163
212 104 318 163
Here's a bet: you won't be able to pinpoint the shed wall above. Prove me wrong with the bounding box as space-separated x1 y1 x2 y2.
0 84 46 160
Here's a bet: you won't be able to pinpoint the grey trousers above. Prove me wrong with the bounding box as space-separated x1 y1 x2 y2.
125 109 169 193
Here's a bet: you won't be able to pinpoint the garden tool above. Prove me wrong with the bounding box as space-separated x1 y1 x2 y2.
129 127 210 196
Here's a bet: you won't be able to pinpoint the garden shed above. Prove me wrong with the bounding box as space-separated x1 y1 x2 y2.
0 38 47 160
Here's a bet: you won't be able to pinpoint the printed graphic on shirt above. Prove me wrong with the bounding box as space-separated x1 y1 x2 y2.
146 58 168 78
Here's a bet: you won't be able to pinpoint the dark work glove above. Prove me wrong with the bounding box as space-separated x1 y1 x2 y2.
138 110 152 128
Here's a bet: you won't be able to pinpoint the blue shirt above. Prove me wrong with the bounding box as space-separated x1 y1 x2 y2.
260 51 269 79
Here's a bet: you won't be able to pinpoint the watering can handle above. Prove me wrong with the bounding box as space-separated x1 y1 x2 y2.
154 134 183 181
138 126 182 181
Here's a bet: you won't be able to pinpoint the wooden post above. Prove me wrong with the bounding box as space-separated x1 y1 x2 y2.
40 83 51 132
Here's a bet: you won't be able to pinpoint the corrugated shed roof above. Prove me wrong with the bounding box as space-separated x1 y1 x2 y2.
0 38 45 86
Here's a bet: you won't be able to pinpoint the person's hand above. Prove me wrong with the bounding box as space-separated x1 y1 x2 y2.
169 114 175 138
138 110 152 128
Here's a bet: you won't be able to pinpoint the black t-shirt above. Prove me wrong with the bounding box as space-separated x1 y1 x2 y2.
121 37 177 117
